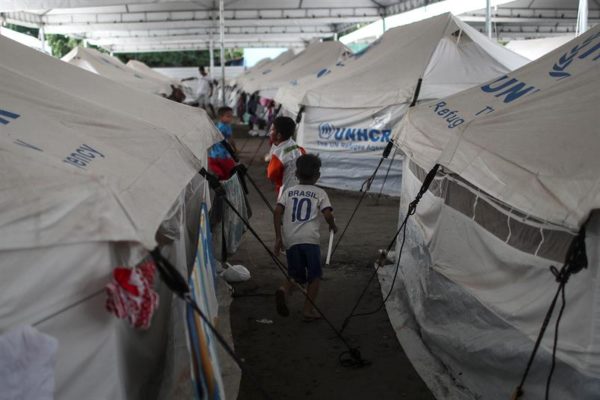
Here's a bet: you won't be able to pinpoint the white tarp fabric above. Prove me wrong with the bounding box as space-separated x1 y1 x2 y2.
63 46 173 96
126 59 181 87
0 36 224 400
235 49 295 91
231 57 271 87
241 42 348 98
299 104 405 195
296 13 528 195
274 48 352 115
1 35 221 250
230 51 295 112
506 35 574 61
394 25 600 229
382 161 600 399
385 27 600 399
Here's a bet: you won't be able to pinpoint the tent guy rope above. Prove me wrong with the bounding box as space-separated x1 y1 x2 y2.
199 167 369 369
149 248 275 400
512 212 592 400
330 78 423 258
340 163 440 333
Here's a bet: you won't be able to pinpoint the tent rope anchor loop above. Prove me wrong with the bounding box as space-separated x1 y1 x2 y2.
198 168 369 369
339 164 440 334
514 213 592 400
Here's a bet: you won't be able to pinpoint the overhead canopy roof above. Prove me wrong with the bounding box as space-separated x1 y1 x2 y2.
0 0 393 52
1 1 597 53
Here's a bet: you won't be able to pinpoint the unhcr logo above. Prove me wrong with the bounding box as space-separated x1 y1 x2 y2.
319 123 336 139
318 122 391 142
549 29 600 80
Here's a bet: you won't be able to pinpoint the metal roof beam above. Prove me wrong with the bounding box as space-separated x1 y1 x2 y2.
7 17 377 34
89 32 331 45
462 16 599 24
0 1 186 12
80 25 334 39
110 42 307 53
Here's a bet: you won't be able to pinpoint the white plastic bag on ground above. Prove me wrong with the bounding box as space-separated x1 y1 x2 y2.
221 263 251 283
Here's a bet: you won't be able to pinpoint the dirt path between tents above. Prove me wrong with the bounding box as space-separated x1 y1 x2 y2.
226 128 435 400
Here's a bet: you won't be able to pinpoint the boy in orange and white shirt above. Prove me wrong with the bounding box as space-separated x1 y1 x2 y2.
266 116 305 197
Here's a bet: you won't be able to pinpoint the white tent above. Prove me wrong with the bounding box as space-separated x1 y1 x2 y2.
387 25 600 399
229 49 296 113
296 13 528 196
0 35 225 399
274 49 350 116
126 59 181 87
62 46 174 97
232 56 273 87
126 59 197 102
234 49 295 91
240 41 349 99
506 35 575 61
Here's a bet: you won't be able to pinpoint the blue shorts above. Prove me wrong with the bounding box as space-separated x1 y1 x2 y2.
285 244 322 284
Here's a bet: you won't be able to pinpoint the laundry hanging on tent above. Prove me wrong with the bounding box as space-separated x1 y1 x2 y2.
105 260 160 330
0 326 58 400
186 203 225 400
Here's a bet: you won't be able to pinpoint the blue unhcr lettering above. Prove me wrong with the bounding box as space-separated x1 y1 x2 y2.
481 75 538 104
0 109 20 125
316 123 391 143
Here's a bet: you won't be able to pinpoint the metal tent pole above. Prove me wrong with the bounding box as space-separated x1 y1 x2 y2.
485 0 492 38
577 0 588 36
219 0 226 106
209 39 215 79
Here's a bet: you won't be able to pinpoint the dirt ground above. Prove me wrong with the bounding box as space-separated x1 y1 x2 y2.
226 127 435 400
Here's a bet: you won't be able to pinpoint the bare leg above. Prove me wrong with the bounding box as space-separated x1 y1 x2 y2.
279 279 295 294
303 278 321 318
276 279 295 317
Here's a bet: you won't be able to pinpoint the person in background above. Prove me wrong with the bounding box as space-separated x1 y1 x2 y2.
273 154 337 321
208 106 236 181
266 116 305 197
246 92 259 136
188 66 212 111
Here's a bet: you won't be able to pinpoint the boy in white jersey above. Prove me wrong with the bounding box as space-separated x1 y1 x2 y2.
273 154 337 321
